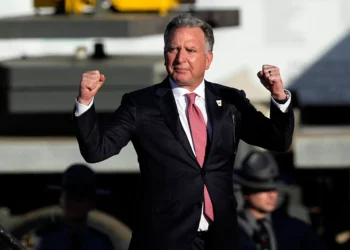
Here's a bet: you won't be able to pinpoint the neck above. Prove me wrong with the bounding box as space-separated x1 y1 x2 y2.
247 208 268 220
182 85 200 92
169 76 204 92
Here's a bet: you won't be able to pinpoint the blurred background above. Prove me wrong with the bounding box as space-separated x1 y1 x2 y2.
0 0 349 249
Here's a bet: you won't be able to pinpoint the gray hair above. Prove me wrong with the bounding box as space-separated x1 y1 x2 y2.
164 13 214 53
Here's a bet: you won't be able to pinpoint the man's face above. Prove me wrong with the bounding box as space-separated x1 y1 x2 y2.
246 190 278 214
164 27 213 90
60 193 94 225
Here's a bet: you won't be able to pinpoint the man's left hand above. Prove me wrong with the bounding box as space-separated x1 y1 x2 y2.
257 64 286 101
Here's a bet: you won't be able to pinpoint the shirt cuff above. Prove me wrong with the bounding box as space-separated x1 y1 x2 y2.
271 90 291 113
75 98 94 117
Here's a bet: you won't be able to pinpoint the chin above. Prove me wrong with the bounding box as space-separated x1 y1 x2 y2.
265 205 276 213
172 74 191 85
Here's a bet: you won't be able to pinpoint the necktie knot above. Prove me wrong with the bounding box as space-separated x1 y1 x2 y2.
186 93 197 105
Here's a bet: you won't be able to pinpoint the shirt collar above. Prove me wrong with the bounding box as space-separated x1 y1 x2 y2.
169 78 205 100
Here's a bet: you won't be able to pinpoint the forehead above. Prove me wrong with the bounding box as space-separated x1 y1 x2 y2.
168 27 205 44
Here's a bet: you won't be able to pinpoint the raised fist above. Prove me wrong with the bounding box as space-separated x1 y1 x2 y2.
78 70 105 105
257 64 286 100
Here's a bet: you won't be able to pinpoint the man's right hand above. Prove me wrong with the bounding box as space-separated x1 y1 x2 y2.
77 70 105 105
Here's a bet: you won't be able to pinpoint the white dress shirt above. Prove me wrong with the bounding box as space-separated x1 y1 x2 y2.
75 79 291 231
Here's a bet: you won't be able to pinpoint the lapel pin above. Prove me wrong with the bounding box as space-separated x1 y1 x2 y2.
216 100 222 107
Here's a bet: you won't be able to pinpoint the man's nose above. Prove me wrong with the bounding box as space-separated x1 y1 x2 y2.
268 190 278 197
175 49 186 63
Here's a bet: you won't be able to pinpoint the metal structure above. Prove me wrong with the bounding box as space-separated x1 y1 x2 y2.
0 10 239 38
33 0 195 15
289 32 350 168
0 5 240 128
288 31 350 235
0 223 27 250
1 55 165 113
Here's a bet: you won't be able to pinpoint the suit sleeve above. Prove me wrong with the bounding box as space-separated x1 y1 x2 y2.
74 93 136 163
239 90 294 152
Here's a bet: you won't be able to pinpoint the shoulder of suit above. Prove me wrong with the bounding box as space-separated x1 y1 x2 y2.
207 81 247 104
207 81 243 94
236 210 248 226
125 84 158 98
272 211 311 230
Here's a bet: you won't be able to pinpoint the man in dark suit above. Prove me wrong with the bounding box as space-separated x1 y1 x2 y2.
74 13 294 250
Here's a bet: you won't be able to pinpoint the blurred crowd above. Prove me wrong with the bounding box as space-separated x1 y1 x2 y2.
0 149 346 250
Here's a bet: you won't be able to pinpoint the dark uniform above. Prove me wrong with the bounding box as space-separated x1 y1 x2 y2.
238 209 329 250
30 164 114 250
32 218 114 250
233 151 329 250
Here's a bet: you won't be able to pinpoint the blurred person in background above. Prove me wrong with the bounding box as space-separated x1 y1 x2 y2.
234 150 328 250
74 13 294 250
30 164 113 250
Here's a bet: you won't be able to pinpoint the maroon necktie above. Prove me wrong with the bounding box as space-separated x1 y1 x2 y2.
186 93 214 221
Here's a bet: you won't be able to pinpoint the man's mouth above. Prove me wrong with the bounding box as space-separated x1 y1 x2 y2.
174 68 188 72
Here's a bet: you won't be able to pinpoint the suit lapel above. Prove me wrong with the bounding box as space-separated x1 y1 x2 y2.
155 78 199 167
205 81 224 165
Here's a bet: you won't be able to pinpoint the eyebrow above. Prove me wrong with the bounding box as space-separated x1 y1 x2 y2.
167 45 197 49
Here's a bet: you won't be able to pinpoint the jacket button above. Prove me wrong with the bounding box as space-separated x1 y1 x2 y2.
201 170 207 176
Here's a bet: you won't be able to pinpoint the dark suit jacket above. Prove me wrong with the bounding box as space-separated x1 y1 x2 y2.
75 78 294 250
237 210 329 250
